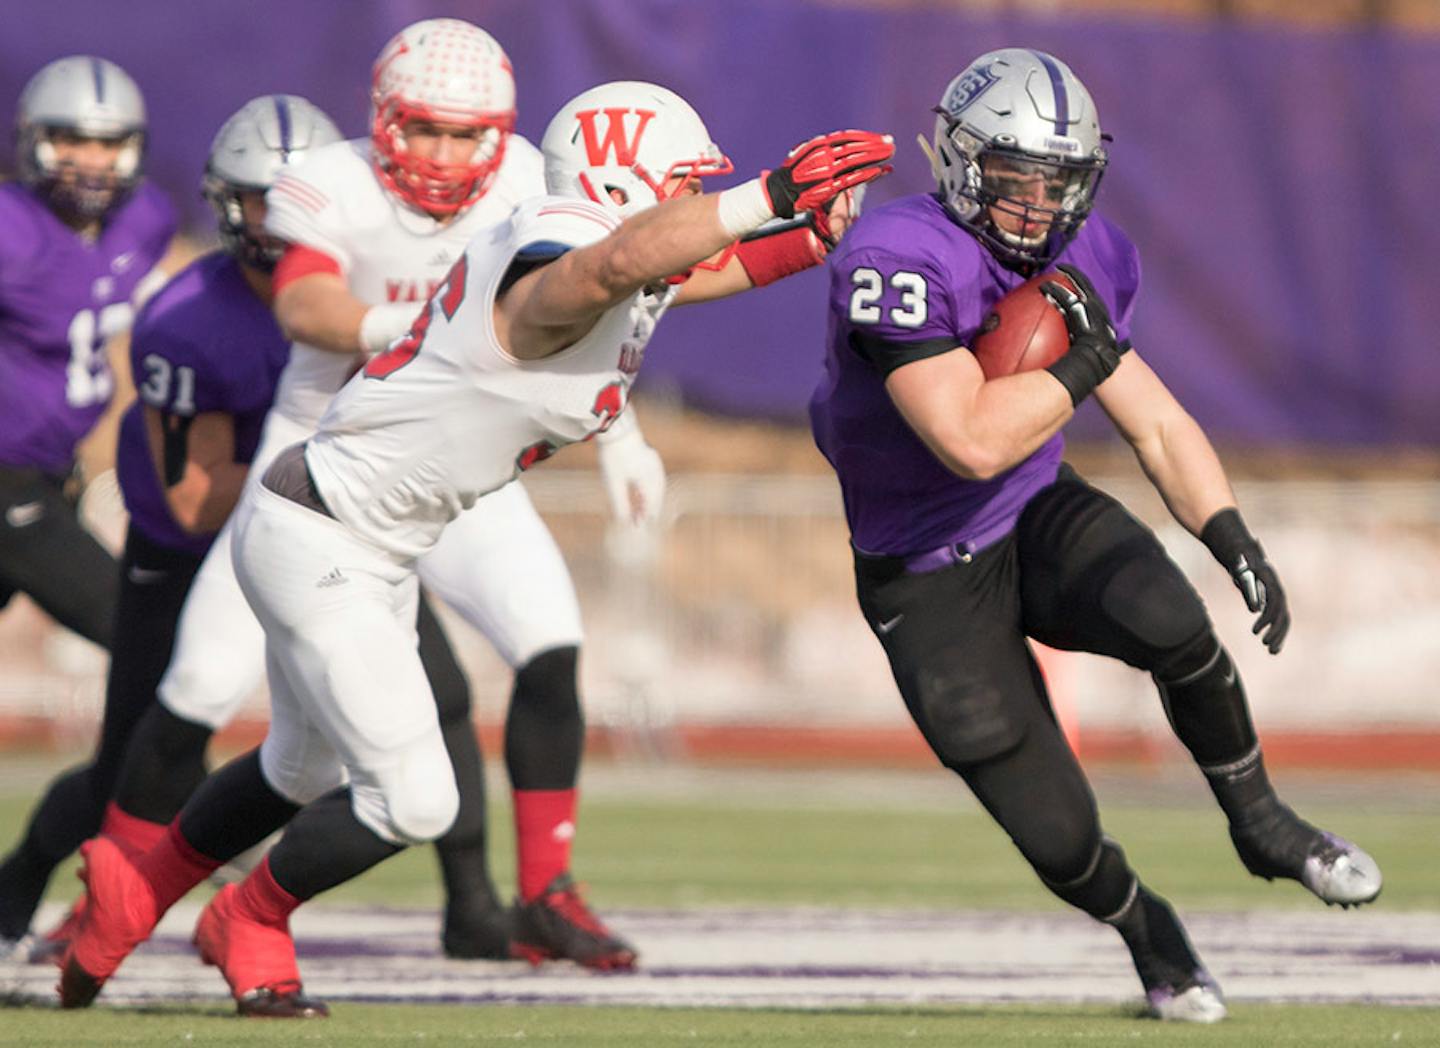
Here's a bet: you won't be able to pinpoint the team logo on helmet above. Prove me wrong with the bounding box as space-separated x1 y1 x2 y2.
940 62 1000 118
576 108 657 169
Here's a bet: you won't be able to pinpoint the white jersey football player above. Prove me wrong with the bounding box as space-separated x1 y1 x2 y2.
57 79 893 1017
117 18 660 966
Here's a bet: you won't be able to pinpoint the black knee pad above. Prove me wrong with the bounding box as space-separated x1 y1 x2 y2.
1098 549 1210 658
1041 836 1138 921
916 662 1027 766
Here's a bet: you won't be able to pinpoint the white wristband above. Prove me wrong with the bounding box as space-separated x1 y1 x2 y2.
359 302 420 356
716 178 775 240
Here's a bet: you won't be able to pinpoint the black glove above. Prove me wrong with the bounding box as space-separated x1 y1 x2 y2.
1040 263 1130 406
763 130 894 221
1200 507 1291 654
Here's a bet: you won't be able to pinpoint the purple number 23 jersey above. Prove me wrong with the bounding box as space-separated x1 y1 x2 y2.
809 193 1140 557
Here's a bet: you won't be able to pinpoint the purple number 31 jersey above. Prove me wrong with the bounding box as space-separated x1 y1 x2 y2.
116 252 291 556
0 183 175 474
809 193 1141 557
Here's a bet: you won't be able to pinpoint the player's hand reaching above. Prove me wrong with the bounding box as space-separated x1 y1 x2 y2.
595 411 666 528
763 131 894 221
1200 507 1292 654
1040 263 1129 406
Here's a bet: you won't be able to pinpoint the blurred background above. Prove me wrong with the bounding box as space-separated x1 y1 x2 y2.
1 0 1437 774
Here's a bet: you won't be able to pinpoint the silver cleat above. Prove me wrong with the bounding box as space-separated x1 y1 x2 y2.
1147 977 1228 1024
1302 832 1383 908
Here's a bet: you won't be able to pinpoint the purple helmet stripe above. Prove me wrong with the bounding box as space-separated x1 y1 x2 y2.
1030 50 1069 135
90 57 106 102
272 95 293 160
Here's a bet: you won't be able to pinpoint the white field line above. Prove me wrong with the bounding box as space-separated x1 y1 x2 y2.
6 904 1438 1010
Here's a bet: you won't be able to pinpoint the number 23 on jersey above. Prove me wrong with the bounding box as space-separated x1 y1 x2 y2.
847 266 928 329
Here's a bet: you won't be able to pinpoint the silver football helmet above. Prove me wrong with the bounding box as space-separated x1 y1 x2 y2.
927 49 1107 270
16 55 147 221
202 95 342 270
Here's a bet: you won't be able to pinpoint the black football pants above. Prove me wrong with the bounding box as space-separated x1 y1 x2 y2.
854 465 1232 900
0 465 117 647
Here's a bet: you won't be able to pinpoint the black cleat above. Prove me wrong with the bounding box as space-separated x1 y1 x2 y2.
57 954 105 1009
442 903 514 960
236 982 329 1019
510 873 637 970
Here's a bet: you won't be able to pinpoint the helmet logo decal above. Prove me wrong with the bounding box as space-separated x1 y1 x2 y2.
1029 50 1071 135
575 107 656 168
90 57 106 103
941 63 1000 118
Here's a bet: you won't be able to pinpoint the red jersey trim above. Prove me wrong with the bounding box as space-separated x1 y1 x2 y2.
273 244 343 295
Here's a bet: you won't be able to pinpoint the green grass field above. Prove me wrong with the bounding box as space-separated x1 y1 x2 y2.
4 1001 1440 1047
2 758 1438 1046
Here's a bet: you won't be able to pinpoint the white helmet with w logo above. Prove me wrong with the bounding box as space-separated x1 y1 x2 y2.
541 81 732 219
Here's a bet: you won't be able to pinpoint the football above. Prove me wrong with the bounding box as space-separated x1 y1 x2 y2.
969 271 1077 379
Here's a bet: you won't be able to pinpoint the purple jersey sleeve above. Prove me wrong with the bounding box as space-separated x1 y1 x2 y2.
828 199 975 376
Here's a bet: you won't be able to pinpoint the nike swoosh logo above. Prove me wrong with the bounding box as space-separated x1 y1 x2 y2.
5 501 45 528
876 613 904 635
127 565 169 585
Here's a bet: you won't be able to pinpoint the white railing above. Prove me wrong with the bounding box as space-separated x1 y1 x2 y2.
3 470 1439 749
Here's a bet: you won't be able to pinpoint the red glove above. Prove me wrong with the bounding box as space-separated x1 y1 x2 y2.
763 130 893 220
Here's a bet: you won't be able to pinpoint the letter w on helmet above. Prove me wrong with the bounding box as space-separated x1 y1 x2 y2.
542 82 731 221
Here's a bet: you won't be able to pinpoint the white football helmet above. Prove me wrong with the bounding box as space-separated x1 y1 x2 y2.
928 49 1107 270
541 81 732 220
203 95 343 271
16 55 147 221
369 18 516 215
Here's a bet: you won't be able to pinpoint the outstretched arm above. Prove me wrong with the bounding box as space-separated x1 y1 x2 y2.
1097 353 1290 653
498 130 894 358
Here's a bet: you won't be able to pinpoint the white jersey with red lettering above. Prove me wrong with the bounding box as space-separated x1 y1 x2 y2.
155 135 571 735
305 195 672 561
264 135 545 429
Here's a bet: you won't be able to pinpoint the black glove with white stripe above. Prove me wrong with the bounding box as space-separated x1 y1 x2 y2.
1201 507 1291 654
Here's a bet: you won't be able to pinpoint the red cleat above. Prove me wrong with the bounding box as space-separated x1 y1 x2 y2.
56 838 160 1008
29 894 87 967
510 873 637 971
194 884 328 1018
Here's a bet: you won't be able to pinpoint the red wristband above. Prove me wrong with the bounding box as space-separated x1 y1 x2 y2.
733 226 827 287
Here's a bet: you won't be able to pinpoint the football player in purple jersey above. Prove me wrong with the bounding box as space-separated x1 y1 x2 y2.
0 55 175 952
809 49 1381 1022
0 95 346 964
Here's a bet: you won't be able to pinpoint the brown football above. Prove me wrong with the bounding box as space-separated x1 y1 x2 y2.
970 271 1077 379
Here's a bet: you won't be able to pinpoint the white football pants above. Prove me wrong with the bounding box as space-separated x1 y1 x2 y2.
232 482 457 845
157 410 583 730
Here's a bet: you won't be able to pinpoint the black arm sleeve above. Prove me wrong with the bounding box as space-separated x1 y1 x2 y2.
849 330 963 378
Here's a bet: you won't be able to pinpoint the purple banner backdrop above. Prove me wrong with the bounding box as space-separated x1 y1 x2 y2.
3 2 1436 444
